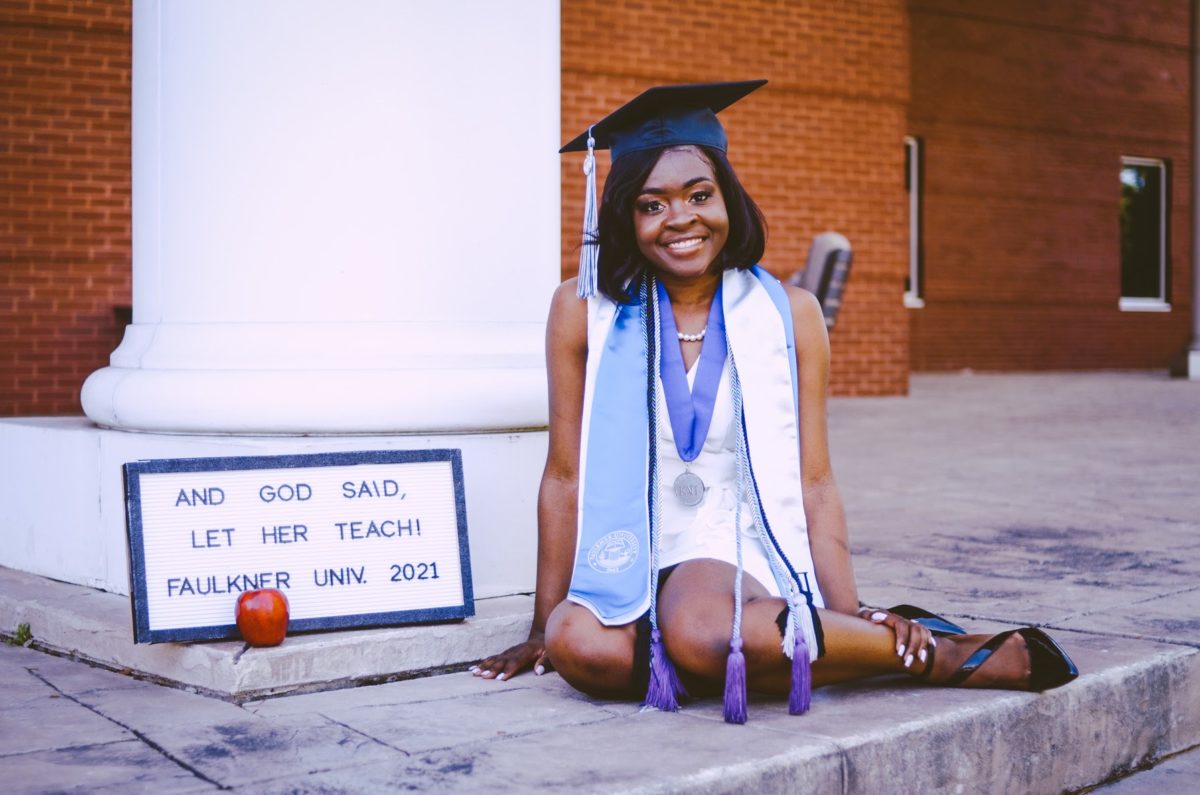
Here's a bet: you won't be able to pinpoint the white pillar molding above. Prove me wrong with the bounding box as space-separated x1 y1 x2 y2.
83 0 560 431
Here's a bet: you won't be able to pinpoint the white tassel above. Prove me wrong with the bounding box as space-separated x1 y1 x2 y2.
782 604 797 658
576 127 599 298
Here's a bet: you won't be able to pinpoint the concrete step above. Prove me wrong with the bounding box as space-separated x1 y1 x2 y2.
0 566 531 699
3 566 1199 793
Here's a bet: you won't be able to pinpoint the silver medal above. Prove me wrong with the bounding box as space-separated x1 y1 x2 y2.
673 470 705 506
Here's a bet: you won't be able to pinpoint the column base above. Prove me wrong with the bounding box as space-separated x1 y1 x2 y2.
83 365 548 434
82 320 548 434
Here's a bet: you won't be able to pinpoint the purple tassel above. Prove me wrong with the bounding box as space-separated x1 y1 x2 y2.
644 629 686 711
789 634 811 715
723 637 748 724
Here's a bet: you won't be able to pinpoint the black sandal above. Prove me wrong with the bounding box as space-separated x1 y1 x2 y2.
888 604 968 636
939 627 1079 691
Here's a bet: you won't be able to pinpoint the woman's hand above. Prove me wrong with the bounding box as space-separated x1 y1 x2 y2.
470 631 549 682
470 284 585 685
859 607 936 669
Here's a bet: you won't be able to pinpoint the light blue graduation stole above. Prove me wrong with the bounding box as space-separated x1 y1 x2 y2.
568 266 824 627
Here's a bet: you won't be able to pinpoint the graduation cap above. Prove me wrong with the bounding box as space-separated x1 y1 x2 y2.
564 80 768 297
561 79 766 161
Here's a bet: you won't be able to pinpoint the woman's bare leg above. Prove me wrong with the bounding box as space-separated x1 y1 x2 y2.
658 559 1032 693
544 599 640 698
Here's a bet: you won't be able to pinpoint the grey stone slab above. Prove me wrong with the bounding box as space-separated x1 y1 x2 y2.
850 557 1158 628
1094 747 1200 794
141 711 405 788
15 652 151 699
247 667 639 719
71 678 253 732
0 646 59 709
244 667 509 716
0 565 533 697
225 608 528 700
659 631 1198 794
1053 587 1200 647
277 680 628 755
0 692 133 756
236 631 1200 794
249 708 844 794
504 664 650 712
0 740 217 794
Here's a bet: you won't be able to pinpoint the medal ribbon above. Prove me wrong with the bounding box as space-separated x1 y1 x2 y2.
656 280 727 462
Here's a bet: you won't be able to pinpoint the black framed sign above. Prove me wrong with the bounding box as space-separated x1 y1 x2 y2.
124 449 473 644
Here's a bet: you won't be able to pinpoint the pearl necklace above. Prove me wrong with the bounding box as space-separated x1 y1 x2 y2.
677 327 707 342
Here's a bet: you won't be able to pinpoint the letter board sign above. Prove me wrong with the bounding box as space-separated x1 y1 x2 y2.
124 449 473 643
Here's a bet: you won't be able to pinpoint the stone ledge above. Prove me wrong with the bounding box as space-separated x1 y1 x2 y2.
5 563 1200 793
0 566 531 699
237 629 1200 794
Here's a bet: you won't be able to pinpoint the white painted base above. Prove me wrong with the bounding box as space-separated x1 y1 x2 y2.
0 418 545 599
1189 349 1200 381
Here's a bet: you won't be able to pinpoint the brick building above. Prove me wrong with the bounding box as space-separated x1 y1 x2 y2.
3 1 1195 415
2 1 130 415
907 1 1193 371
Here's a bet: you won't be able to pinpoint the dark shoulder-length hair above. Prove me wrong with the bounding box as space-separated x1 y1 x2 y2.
594 144 767 304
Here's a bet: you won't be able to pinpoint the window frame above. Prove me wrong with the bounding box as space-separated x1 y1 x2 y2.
903 135 924 309
1118 155 1171 312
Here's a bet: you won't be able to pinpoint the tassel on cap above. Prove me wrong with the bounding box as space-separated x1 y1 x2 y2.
723 637 748 724
645 628 686 711
576 127 599 298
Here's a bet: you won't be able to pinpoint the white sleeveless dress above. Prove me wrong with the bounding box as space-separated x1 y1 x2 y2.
656 358 788 598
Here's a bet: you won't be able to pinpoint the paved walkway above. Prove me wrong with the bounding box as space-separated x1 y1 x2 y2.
2 371 1199 793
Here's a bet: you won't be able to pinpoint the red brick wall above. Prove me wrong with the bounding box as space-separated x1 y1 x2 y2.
4 0 913 413
908 0 1193 371
15 2 1181 413
562 0 913 396
1 0 131 416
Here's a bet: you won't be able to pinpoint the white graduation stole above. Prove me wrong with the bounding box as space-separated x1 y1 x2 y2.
568 266 825 651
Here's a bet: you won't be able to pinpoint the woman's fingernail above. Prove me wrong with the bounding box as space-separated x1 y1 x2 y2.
932 637 939 647
897 643 906 657
871 612 887 622
535 665 545 676
918 649 927 664
468 666 479 673
496 673 507 681
904 654 913 668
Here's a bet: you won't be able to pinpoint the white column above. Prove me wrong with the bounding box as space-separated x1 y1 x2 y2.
82 0 560 431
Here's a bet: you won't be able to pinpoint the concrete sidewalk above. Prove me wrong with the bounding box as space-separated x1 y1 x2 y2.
2 371 1199 793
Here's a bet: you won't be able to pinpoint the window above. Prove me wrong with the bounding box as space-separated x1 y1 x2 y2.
903 136 924 308
1119 157 1170 311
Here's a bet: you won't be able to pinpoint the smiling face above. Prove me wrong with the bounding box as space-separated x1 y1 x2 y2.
633 146 730 283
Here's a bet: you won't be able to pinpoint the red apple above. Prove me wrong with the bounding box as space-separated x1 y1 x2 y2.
235 588 289 647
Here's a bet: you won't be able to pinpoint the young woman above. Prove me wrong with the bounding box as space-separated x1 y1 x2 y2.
471 80 1075 723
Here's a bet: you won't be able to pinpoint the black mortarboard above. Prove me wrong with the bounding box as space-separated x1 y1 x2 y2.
560 79 767 162
563 80 768 298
